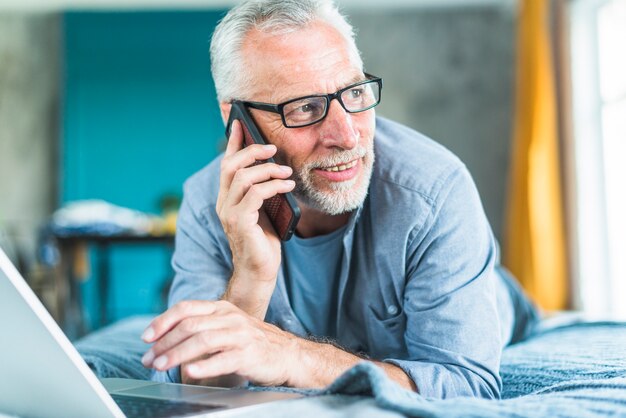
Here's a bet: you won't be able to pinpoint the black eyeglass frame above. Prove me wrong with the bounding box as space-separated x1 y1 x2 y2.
237 73 383 128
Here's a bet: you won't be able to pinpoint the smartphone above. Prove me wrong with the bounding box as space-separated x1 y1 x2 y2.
225 100 301 241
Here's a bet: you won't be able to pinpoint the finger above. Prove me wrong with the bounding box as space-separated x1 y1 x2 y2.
152 330 244 372
142 300 224 343
223 163 293 210
143 312 242 367
184 351 243 381
220 179 296 237
224 119 243 158
237 179 296 213
219 143 278 201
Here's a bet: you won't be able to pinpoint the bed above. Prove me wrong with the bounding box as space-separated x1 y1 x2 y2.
76 315 626 417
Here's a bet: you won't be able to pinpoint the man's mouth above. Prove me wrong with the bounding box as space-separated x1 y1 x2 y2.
319 159 358 172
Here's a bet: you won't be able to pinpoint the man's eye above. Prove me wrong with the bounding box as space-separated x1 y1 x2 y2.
295 102 324 114
298 103 315 113
284 100 325 124
349 88 364 98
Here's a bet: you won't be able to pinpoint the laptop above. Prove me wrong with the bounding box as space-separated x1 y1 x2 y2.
0 247 301 417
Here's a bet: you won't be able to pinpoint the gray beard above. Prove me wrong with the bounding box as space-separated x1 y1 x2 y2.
291 143 375 216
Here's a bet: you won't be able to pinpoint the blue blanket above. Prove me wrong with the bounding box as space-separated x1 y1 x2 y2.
76 316 153 381
77 318 626 417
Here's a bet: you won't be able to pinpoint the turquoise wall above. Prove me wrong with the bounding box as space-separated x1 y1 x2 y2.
62 10 226 329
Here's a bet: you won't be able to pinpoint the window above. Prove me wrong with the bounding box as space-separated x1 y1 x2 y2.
570 0 626 317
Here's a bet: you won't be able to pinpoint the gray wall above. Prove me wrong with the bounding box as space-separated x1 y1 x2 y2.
350 6 515 244
0 14 59 264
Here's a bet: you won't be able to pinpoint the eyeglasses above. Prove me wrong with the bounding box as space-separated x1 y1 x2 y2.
239 73 382 128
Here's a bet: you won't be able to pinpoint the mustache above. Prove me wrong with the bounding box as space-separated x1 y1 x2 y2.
305 145 368 170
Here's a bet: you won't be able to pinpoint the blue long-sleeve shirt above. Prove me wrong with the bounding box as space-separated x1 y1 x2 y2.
153 116 537 399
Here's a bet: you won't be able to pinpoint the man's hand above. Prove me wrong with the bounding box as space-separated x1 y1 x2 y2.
141 300 297 386
141 300 418 391
217 120 295 287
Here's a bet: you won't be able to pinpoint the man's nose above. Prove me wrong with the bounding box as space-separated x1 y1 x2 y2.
319 99 358 150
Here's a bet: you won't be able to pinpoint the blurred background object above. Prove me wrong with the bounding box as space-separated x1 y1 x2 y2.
567 0 626 319
504 0 568 311
1 0 625 337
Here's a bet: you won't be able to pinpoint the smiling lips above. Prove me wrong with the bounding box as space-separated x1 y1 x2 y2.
320 159 358 172
314 159 361 181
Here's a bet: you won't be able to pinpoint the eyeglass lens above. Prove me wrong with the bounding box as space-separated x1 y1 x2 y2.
282 80 380 127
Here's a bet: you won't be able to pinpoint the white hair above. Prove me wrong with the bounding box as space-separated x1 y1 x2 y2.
209 0 363 103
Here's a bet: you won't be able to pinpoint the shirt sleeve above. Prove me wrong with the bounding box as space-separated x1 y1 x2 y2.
167 182 232 307
384 165 503 399
152 179 233 383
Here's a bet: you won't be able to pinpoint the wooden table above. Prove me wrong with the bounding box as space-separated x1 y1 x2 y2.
53 233 174 338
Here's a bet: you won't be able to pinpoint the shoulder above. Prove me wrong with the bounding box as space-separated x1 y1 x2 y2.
371 116 468 206
181 154 224 217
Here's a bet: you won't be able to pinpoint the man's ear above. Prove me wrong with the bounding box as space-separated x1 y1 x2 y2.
219 102 232 125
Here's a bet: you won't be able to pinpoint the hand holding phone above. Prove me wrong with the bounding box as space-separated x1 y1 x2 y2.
225 101 301 241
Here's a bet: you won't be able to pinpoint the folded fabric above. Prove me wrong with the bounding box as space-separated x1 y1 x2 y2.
51 200 155 236
318 321 626 417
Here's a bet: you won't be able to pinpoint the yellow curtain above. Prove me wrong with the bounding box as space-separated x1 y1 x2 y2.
504 0 569 310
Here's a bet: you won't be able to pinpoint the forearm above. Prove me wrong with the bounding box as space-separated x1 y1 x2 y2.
374 361 418 392
288 337 417 391
181 328 416 391
221 270 276 320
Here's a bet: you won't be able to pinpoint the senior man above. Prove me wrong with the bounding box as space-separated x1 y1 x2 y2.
141 0 538 399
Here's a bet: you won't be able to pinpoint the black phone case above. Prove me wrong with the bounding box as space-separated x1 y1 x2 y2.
225 101 301 241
